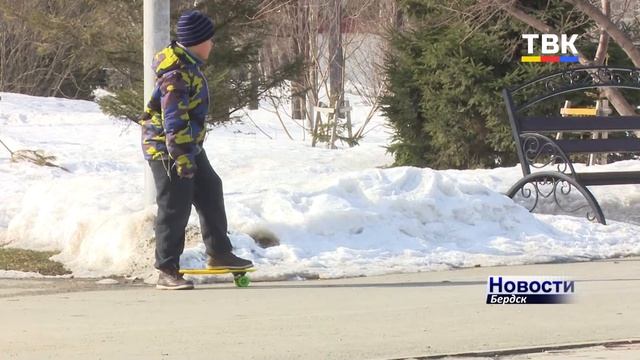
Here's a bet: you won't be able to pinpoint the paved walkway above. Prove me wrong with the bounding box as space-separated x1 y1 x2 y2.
447 341 640 360
1 258 639 359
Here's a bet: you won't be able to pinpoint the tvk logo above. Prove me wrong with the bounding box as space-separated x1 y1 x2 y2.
521 34 580 63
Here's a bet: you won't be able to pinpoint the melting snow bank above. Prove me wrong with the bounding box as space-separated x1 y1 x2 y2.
180 167 640 280
2 92 639 280
0 270 47 279
0 270 75 279
4 166 640 280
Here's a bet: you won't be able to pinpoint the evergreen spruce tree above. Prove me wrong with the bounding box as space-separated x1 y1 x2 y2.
381 0 593 169
382 20 517 168
382 31 432 167
98 0 300 124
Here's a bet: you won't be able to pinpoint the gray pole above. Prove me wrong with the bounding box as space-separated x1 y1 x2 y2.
143 0 170 205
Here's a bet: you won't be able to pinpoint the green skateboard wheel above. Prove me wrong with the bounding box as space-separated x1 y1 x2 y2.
234 275 250 288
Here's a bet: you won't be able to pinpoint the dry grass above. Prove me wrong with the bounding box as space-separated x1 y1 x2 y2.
0 247 71 276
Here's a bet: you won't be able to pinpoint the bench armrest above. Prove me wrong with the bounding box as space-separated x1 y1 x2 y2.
519 133 576 176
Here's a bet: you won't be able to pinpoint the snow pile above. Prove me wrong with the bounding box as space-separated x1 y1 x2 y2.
1 92 639 279
183 166 640 279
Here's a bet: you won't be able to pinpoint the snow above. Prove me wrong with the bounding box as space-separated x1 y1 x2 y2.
95 278 119 285
1 91 639 280
0 270 46 279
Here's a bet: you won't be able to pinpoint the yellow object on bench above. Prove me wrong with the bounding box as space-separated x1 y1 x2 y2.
560 108 598 116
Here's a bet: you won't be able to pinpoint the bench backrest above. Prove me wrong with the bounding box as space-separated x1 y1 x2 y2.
503 66 640 176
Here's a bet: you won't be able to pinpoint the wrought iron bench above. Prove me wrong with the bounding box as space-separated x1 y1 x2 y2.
502 66 640 224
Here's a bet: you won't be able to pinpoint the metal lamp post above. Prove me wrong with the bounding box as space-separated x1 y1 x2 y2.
143 0 170 205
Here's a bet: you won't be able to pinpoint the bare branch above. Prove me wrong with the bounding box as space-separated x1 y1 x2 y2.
564 0 640 67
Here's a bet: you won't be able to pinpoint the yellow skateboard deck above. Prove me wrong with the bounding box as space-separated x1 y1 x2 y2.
179 268 256 287
179 268 256 275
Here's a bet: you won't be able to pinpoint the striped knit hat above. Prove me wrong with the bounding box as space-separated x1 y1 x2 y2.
176 10 215 47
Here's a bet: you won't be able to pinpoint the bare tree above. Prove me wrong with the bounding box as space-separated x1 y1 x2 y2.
463 0 638 116
564 0 640 67
0 1 83 96
257 0 395 147
0 0 141 98
516 2 636 116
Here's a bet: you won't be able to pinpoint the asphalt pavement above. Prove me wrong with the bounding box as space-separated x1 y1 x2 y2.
1 258 639 359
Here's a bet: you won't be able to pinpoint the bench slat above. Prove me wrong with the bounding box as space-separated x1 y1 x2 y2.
576 171 640 186
555 138 640 154
520 116 640 132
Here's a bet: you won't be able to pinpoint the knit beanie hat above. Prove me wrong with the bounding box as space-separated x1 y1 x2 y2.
176 10 215 47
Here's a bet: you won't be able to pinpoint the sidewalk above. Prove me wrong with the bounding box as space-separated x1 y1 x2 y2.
1 257 639 360
447 341 640 360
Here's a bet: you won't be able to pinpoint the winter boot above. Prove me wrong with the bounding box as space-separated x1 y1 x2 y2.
207 252 253 270
156 267 194 290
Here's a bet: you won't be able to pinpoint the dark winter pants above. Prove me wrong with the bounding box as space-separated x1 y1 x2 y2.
149 150 233 270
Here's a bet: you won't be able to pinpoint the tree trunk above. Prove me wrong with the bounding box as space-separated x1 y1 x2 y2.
306 0 319 139
329 0 344 111
593 0 610 65
393 0 404 30
329 0 344 148
291 0 308 120
593 0 611 165
248 63 259 110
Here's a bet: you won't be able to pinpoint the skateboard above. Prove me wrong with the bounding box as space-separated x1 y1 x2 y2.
179 267 256 287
